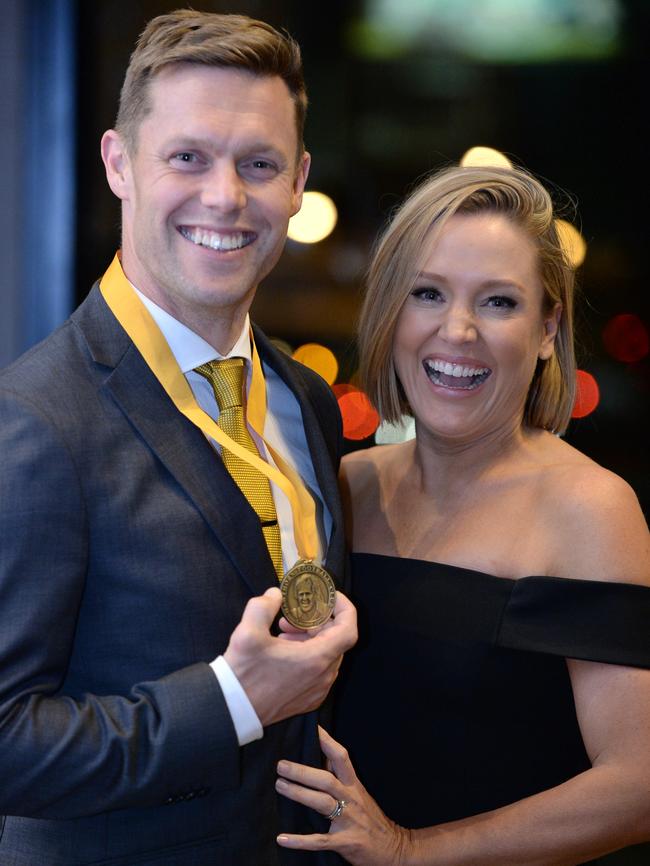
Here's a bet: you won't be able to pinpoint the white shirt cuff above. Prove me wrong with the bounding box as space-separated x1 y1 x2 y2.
211 655 264 746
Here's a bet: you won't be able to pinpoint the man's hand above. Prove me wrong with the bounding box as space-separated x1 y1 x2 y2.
223 587 357 727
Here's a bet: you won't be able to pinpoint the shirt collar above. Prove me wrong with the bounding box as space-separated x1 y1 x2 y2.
132 286 251 374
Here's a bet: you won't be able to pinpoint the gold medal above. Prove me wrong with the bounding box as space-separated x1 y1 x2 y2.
280 560 336 630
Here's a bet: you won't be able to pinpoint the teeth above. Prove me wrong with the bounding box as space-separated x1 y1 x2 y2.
425 359 489 378
180 227 253 251
423 358 491 390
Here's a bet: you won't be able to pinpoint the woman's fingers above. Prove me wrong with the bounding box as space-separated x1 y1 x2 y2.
277 832 333 851
277 759 339 795
318 726 358 785
275 777 340 816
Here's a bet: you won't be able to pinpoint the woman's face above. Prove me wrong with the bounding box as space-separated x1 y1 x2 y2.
392 212 560 445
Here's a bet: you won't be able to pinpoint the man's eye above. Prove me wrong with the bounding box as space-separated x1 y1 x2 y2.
172 152 199 165
241 158 278 176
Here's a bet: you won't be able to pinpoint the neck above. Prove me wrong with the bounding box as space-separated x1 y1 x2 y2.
410 419 529 498
146 293 248 356
117 249 254 355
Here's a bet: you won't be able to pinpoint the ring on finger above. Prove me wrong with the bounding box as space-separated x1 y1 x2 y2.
325 798 347 820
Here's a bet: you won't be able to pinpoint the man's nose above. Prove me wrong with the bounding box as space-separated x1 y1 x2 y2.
201 163 247 212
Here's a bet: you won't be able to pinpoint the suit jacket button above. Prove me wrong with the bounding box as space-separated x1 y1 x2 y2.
163 796 175 806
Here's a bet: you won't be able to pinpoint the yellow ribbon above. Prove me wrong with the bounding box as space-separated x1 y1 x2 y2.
99 253 319 562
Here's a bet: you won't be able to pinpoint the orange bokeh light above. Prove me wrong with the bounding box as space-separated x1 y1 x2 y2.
338 390 380 440
555 219 587 269
292 343 339 385
332 383 357 400
571 370 600 419
602 314 649 364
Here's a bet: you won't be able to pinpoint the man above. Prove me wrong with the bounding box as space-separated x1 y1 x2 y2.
290 575 332 627
0 10 356 865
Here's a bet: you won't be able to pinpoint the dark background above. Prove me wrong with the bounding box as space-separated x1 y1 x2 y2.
66 0 650 515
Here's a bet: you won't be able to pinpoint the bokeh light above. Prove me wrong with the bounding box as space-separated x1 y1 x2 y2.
292 343 339 385
460 146 512 168
270 337 293 356
555 219 587 269
338 390 380 440
288 191 338 244
602 314 649 364
571 369 600 419
332 383 357 399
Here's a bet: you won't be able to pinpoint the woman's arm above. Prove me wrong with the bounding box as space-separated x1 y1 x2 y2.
277 666 650 866
277 470 650 865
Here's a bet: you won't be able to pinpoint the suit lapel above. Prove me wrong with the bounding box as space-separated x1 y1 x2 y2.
74 286 277 597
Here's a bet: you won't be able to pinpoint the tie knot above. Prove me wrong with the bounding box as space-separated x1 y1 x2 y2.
195 358 245 411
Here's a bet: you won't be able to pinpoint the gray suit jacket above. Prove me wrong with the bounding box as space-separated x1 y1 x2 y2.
0 284 345 865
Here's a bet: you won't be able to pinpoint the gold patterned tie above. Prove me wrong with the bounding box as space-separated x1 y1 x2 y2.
195 358 283 579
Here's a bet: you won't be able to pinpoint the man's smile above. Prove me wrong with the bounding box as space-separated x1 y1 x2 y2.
178 226 257 252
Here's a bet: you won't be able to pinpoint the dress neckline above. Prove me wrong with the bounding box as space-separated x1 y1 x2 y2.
351 550 650 593
351 550 521 583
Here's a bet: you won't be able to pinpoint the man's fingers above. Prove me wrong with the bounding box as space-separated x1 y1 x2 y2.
314 591 358 649
277 616 309 636
240 586 282 631
332 590 355 617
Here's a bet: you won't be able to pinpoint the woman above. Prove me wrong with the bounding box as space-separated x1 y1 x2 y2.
276 165 650 865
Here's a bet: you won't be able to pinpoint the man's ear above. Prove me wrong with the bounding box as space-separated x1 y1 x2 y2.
539 302 562 360
290 150 311 216
101 129 132 202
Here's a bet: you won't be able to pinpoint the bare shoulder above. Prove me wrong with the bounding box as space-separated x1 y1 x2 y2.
339 443 410 547
340 443 404 495
540 436 650 585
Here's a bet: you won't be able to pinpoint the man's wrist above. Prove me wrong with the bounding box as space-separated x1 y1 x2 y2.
211 655 263 746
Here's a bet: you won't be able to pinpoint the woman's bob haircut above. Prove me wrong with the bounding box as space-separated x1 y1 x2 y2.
358 164 577 435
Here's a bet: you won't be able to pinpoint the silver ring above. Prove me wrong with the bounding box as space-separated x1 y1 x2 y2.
325 798 347 821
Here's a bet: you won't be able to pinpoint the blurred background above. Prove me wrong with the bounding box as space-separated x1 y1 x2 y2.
2 0 648 515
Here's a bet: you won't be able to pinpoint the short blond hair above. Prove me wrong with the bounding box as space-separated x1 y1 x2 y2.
115 9 307 156
359 165 577 434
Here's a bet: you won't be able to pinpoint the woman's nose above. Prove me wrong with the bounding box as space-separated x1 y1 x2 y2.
438 305 478 344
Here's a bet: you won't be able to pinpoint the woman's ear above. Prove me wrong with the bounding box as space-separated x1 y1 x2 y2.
539 303 562 360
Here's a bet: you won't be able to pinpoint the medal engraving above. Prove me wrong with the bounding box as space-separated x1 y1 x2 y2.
280 560 336 629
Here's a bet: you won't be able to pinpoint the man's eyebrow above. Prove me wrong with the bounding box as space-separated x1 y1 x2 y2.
163 136 285 156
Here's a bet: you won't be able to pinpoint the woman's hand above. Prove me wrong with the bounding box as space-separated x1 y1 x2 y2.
276 726 411 865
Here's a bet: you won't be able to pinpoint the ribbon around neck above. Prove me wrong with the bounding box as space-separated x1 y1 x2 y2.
99 253 319 563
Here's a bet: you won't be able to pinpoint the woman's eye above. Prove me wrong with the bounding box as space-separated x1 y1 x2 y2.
412 287 443 302
485 295 516 309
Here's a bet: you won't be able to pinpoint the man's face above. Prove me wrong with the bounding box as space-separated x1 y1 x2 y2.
102 63 310 350
297 584 314 611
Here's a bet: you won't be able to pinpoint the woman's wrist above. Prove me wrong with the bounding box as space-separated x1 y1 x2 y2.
395 825 426 866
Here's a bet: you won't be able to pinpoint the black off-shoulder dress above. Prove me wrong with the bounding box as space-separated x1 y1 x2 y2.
334 553 650 865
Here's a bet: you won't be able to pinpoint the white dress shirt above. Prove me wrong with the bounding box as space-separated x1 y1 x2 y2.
134 289 331 745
